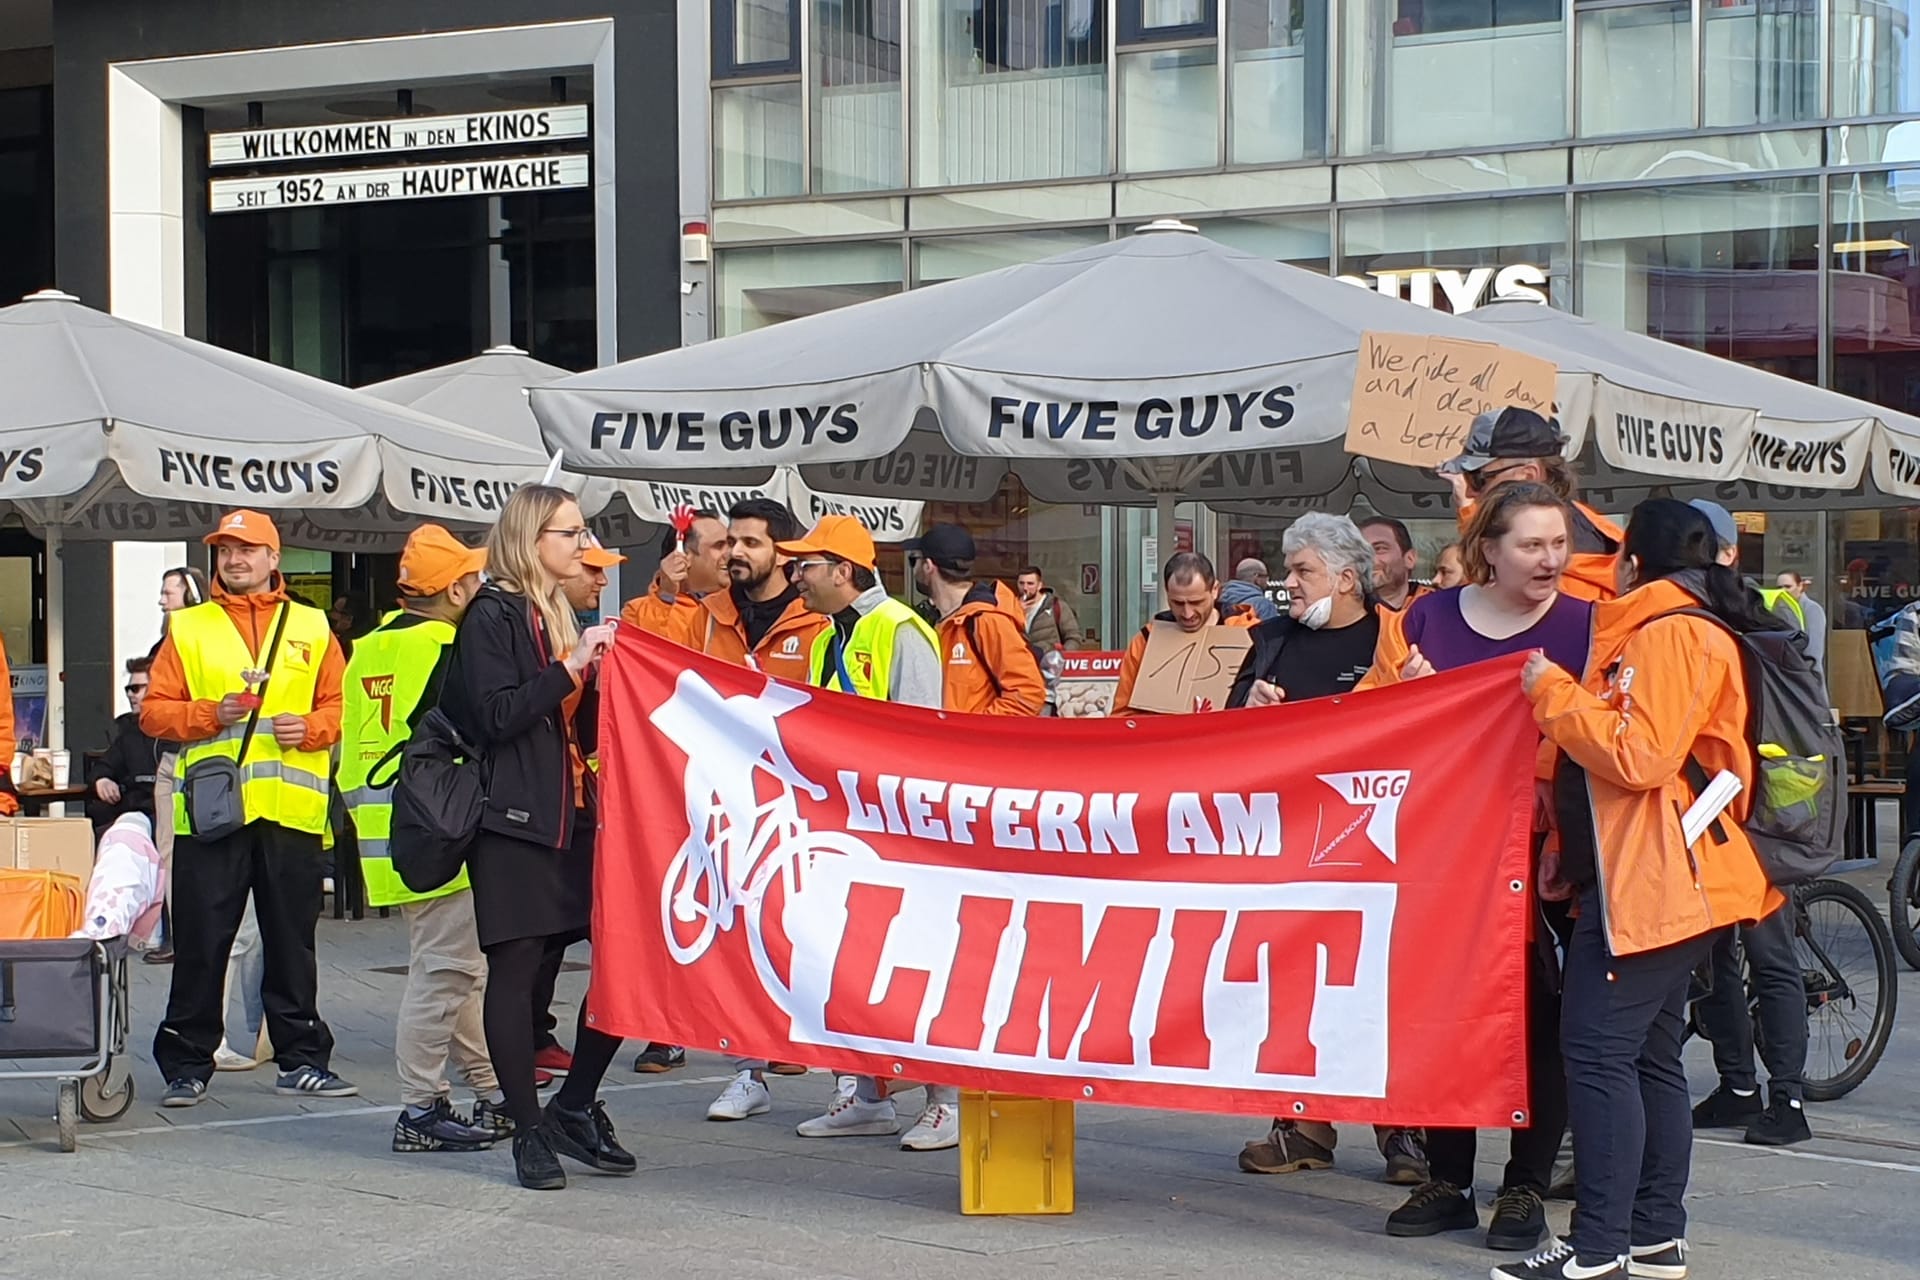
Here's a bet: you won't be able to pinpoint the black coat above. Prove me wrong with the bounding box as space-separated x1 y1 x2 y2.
438 585 597 851
86 712 164 833
1226 616 1312 710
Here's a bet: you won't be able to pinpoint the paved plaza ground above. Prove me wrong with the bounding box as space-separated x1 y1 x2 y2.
3 859 1917 1280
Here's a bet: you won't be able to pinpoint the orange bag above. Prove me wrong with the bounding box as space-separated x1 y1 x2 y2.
0 868 86 939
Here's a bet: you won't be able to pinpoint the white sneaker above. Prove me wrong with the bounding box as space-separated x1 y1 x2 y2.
213 1044 258 1072
900 1101 958 1151
796 1078 897 1138
706 1071 771 1121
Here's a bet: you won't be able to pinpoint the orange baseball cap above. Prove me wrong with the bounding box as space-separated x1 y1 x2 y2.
397 524 487 596
203 509 281 551
776 514 877 571
582 534 627 569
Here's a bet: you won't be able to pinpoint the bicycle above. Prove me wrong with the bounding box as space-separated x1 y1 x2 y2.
1690 877 1898 1101
1889 835 1920 971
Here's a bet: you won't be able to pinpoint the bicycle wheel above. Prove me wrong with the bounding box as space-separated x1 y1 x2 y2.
1890 838 1920 972
1795 878 1899 1101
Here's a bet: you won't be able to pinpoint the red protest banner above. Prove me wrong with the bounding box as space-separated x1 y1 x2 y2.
589 629 1537 1126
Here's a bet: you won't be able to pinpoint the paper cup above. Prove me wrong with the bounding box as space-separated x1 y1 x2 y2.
50 751 70 787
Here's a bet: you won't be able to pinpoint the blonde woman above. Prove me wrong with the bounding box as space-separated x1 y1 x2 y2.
440 485 627 1191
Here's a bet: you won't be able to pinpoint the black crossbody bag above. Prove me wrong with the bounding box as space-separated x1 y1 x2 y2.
180 605 289 842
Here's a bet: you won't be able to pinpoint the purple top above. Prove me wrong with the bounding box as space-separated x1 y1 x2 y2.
1401 587 1593 677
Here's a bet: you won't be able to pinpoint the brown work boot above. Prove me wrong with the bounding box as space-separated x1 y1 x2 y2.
1238 1120 1334 1174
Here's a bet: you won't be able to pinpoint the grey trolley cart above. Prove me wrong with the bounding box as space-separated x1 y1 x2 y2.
0 937 137 1150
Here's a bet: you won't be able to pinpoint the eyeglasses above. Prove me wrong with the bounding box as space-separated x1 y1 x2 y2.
789 559 836 574
1469 462 1529 491
124 683 148 696
541 526 593 546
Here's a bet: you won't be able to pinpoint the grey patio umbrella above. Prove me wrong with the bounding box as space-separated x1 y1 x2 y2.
361 345 924 547
0 291 555 742
531 222 1920 540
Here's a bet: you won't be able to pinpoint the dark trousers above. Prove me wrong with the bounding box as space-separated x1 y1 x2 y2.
1428 901 1571 1193
483 933 622 1129
1697 899 1805 1101
154 821 334 1083
1561 890 1721 1261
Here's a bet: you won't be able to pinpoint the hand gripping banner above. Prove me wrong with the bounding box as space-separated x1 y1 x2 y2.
590 630 1538 1126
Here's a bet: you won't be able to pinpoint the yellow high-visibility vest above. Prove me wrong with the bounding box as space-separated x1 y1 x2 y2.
806 599 939 700
170 599 333 837
339 612 468 908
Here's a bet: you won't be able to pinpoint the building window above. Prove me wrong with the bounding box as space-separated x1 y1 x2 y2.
1118 0 1219 44
715 240 903 335
911 0 1108 186
1340 1 1566 156
1228 0 1328 164
1576 1 1693 136
1830 169 1920 413
913 226 1110 283
1575 178 1820 385
1339 196 1568 312
1833 1 1920 119
1121 45 1219 172
0 86 53 307
1704 0 1819 127
815 0 906 192
716 0 803 77
715 82 806 200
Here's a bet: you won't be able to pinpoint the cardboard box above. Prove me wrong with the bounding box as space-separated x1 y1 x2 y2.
1127 622 1255 715
3 817 97 882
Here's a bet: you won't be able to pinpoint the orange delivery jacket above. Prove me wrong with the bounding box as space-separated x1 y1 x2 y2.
624 584 826 687
938 581 1046 716
1527 576 1781 957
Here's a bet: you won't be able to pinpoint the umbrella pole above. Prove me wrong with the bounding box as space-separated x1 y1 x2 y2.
43 523 64 750
1153 492 1178 606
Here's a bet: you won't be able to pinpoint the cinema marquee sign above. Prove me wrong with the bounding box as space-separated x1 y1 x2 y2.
207 105 591 213
208 105 591 166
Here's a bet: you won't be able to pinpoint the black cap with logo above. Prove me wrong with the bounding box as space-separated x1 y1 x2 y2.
1437 406 1568 475
903 523 977 573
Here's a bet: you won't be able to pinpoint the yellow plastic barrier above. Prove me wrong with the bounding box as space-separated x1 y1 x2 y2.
959 1092 1076 1215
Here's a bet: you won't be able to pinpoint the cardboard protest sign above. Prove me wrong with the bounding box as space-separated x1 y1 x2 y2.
1128 623 1255 714
1345 333 1557 469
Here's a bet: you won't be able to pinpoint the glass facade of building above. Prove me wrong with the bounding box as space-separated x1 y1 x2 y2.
705 1 1920 685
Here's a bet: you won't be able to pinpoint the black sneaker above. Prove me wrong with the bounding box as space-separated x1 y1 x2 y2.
1486 1186 1548 1252
543 1098 637 1175
1690 1085 1762 1129
1385 1180 1477 1237
1491 1239 1626 1280
512 1124 566 1190
161 1077 206 1108
631 1043 686 1073
1628 1240 1688 1280
392 1099 499 1153
1744 1095 1811 1146
275 1065 360 1098
473 1098 515 1140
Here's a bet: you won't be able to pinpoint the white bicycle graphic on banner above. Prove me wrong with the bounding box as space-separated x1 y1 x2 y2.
648 673 879 977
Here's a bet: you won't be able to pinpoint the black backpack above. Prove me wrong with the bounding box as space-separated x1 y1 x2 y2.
1667 608 1846 886
389 708 488 895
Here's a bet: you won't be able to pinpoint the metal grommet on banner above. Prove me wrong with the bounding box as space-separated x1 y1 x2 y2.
892 1062 904 1075
1082 1085 1095 1099
1125 720 1138 729
1512 1110 1527 1124
1508 879 1524 893
718 1037 730 1049
1291 1101 1306 1115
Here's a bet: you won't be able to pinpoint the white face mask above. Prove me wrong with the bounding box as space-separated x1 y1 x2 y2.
1298 592 1334 630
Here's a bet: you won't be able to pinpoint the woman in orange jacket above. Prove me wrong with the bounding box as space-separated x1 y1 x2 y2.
1501 499 1780 1280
